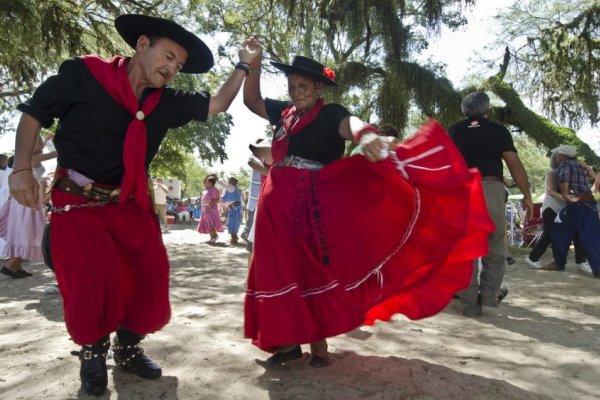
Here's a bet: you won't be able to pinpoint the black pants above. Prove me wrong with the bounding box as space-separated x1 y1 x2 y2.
528 207 586 263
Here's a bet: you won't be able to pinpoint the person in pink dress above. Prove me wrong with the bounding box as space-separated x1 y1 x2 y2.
0 134 57 278
197 174 224 243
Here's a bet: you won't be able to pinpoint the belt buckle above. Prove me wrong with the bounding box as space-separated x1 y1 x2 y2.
284 156 295 167
81 183 93 198
108 188 121 202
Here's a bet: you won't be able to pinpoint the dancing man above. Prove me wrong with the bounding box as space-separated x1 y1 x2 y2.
10 14 257 396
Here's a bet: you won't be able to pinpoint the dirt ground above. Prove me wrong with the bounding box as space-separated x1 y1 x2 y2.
1 224 599 400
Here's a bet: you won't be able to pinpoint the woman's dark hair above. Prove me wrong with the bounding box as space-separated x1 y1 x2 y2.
7 156 14 168
207 176 217 185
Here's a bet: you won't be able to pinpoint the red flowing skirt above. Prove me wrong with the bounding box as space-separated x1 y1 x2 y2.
244 120 494 352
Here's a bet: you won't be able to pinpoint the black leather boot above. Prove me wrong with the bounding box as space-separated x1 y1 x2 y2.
113 329 162 379
79 336 110 396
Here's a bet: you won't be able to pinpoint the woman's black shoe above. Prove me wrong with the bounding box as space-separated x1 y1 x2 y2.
12 269 32 279
265 345 302 367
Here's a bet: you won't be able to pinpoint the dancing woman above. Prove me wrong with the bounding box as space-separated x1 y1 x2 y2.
242 40 493 367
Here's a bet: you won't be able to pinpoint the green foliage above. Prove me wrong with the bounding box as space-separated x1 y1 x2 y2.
228 168 251 196
149 112 232 179
3 0 597 181
0 0 233 173
189 0 474 132
495 0 600 128
486 70 599 165
0 0 162 116
175 154 211 198
510 133 551 197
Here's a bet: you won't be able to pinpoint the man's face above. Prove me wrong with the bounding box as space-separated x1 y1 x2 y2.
137 36 188 87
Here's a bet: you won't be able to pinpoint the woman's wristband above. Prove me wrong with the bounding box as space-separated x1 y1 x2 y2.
10 167 33 176
235 62 250 76
353 125 378 144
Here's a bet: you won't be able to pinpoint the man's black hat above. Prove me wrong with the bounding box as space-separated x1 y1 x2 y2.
115 14 214 74
271 55 338 86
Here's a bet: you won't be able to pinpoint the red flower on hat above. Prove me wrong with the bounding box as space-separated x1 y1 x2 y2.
322 66 335 80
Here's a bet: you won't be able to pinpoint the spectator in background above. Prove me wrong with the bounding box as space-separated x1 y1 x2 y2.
246 146 273 268
241 139 268 242
153 178 169 232
1 136 57 278
503 177 516 266
0 154 9 255
449 90 533 317
186 197 194 221
541 145 600 278
526 148 592 273
166 198 177 223
197 174 223 243
175 199 191 223
0 154 8 171
221 177 243 244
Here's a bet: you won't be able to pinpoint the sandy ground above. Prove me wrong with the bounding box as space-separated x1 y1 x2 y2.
1 224 599 400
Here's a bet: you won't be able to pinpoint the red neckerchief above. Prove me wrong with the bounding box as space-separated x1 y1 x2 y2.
272 99 325 163
82 55 164 211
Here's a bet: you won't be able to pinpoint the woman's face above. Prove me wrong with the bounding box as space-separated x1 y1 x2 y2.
287 73 322 112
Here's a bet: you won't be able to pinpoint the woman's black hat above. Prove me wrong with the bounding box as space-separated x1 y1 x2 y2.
115 14 214 74
271 55 338 86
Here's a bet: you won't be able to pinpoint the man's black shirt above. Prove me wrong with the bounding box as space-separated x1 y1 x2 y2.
448 117 517 178
18 58 210 184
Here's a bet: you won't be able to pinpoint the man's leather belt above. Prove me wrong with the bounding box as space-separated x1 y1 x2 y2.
481 176 503 183
54 177 121 203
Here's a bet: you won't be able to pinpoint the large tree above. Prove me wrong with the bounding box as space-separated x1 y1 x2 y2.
0 0 235 178
191 0 475 129
3 0 598 175
494 0 599 129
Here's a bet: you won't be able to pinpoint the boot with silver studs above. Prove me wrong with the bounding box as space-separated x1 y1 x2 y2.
112 328 162 379
79 336 110 396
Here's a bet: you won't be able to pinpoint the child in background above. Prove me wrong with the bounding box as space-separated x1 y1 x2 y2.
197 174 223 243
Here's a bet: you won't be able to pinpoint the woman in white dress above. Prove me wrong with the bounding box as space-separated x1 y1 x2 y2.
0 135 56 278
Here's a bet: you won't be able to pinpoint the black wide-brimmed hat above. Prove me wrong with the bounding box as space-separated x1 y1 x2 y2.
115 14 214 74
271 55 338 86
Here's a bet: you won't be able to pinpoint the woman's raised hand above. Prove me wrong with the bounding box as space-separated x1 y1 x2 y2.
239 35 262 67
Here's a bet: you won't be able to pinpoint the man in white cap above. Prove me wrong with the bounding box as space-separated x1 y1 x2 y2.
541 145 600 278
9 14 259 396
